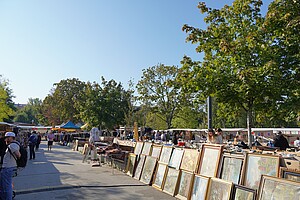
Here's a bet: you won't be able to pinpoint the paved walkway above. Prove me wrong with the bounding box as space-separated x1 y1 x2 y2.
13 141 176 200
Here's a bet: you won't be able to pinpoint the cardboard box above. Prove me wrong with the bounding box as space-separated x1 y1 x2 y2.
280 158 300 170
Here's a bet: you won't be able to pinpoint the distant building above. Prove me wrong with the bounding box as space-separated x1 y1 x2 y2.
14 103 26 110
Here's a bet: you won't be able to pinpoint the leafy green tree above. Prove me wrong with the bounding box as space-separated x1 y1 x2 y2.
14 98 44 124
180 0 288 147
137 64 185 129
0 75 15 121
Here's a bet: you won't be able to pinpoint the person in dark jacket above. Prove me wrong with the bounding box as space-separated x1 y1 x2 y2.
273 131 289 150
35 133 42 151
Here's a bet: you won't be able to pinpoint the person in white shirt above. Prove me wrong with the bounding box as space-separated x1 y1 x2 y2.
294 137 300 148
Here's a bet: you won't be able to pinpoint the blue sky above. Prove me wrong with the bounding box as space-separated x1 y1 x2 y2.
0 0 272 104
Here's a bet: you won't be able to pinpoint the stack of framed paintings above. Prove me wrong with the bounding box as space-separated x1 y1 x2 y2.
280 167 300 182
162 167 180 196
190 175 210 200
218 153 245 184
232 184 256 200
206 178 233 200
134 154 146 180
242 153 280 189
151 145 162 159
198 144 223 177
141 142 152 156
257 175 300 199
168 148 184 170
180 149 200 173
175 170 194 200
140 156 157 185
126 153 137 177
134 141 144 155
159 146 173 164
152 162 168 190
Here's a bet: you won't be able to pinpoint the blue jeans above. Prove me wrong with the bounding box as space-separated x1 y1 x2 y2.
0 167 16 200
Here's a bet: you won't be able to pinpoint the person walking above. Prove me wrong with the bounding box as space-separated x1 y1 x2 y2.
28 131 37 160
35 133 42 151
273 131 289 150
47 132 55 151
0 132 20 200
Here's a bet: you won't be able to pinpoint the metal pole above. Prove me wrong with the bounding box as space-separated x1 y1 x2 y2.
207 96 212 129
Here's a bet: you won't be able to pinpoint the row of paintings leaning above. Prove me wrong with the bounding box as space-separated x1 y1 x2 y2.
124 142 299 200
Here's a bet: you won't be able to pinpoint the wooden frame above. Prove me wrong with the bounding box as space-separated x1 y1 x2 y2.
218 153 245 184
134 141 144 155
159 145 173 164
242 153 280 189
175 170 194 200
168 148 184 170
126 153 137 177
198 144 223 177
280 167 300 182
232 184 256 200
151 145 162 159
257 175 300 200
206 178 233 200
140 156 157 185
190 175 210 200
141 142 152 156
152 162 168 190
180 148 200 173
134 154 146 180
162 167 180 196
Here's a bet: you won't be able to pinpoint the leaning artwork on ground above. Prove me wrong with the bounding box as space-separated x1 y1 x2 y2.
244 154 279 189
159 146 173 164
199 147 220 177
233 185 256 200
220 156 243 184
180 149 199 172
190 175 209 200
176 170 194 200
134 142 144 155
151 145 162 159
134 155 146 180
168 148 184 170
163 167 180 196
140 156 156 185
126 153 137 177
141 142 152 156
258 175 300 200
207 178 233 200
280 168 300 183
153 163 167 189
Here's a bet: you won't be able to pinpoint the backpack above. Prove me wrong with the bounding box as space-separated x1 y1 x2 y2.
8 142 28 168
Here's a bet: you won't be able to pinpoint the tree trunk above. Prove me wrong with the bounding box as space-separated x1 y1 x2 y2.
247 108 253 149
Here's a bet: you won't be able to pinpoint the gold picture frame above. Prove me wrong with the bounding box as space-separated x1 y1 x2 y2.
159 145 173 164
232 184 256 200
134 141 144 155
242 153 280 189
218 153 245 184
198 144 223 177
257 175 300 200
152 162 168 190
162 167 180 196
190 175 210 200
133 154 146 180
206 178 233 200
279 167 300 182
140 156 157 185
180 148 200 173
141 142 152 156
151 145 162 159
168 148 184 170
175 170 194 200
126 153 137 177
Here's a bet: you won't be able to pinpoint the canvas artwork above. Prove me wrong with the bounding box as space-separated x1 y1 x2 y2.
140 156 157 185
280 168 300 183
126 153 137 177
190 175 210 200
163 167 180 196
244 154 279 189
199 147 221 177
207 178 233 200
180 149 200 172
233 185 256 200
220 156 244 184
159 146 173 164
141 142 152 156
153 163 167 189
134 142 144 155
176 170 194 200
168 148 184 170
134 154 146 180
258 175 300 200
151 145 162 159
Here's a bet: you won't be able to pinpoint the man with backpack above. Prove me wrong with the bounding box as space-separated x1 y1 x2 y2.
0 132 20 200
28 131 37 160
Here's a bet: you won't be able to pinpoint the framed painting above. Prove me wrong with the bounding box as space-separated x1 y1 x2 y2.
198 144 223 177
126 153 137 177
232 184 256 200
141 142 152 156
134 154 146 180
280 167 300 182
152 162 168 190
175 170 194 200
218 153 245 184
151 145 162 159
140 156 157 185
257 175 300 200
168 148 184 170
206 178 233 200
163 167 180 196
159 146 173 164
180 148 200 173
134 141 144 155
190 175 210 200
242 153 280 189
